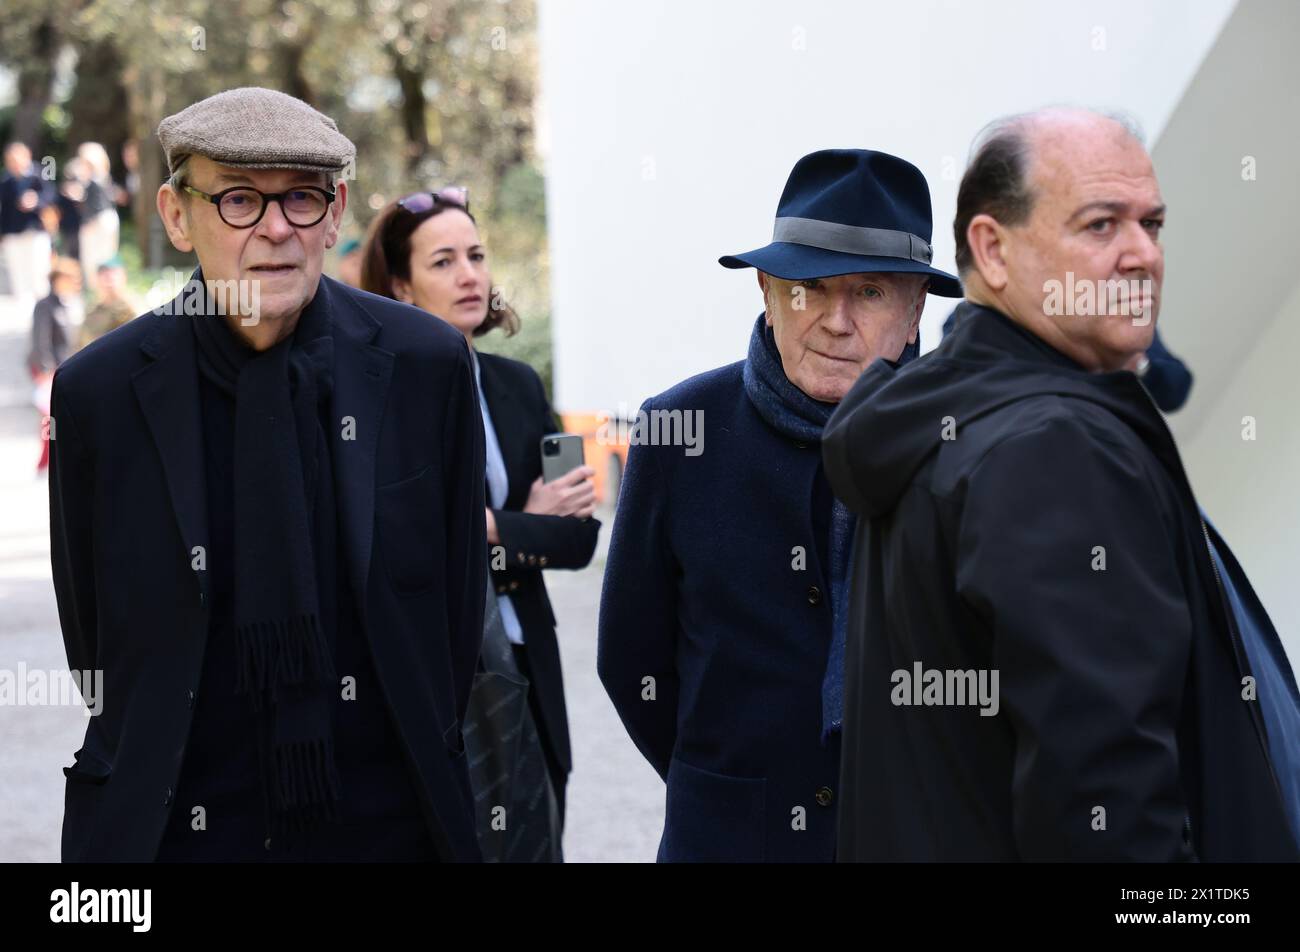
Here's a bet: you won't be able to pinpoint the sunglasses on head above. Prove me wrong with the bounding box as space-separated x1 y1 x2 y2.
397 186 470 214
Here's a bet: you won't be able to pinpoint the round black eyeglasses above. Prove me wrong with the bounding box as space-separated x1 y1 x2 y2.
181 184 336 228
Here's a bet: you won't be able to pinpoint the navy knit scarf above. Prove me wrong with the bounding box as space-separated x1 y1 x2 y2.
741 314 855 741
742 313 918 740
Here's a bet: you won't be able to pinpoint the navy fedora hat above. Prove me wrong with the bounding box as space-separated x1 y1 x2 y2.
719 148 962 297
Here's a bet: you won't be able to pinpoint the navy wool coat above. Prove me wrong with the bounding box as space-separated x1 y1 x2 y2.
598 360 841 862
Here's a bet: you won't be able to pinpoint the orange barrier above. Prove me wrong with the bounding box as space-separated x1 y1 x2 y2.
558 411 629 505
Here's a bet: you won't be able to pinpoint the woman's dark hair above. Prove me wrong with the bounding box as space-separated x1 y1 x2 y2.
359 198 519 337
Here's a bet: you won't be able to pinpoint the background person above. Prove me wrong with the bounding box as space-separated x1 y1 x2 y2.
79 256 138 347
73 142 120 282
28 257 82 473
1 141 56 315
361 186 598 835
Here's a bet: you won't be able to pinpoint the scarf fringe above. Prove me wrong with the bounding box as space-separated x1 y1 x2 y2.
271 738 342 820
234 614 336 706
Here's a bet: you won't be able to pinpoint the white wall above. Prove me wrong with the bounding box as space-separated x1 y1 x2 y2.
539 0 1300 662
1149 0 1300 675
538 0 1235 413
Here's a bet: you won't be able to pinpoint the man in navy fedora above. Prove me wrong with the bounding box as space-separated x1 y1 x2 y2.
598 149 960 862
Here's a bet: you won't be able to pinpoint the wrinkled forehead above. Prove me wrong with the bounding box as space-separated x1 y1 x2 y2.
1028 125 1160 208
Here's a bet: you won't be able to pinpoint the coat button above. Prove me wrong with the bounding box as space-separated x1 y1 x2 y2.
187 690 196 709
528 555 538 566
538 556 548 567
807 585 822 606
509 580 519 592
517 552 526 563
496 585 506 595
163 787 173 807
815 786 834 807
264 837 273 850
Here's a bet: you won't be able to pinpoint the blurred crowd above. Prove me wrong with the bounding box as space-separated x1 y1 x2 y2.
0 137 380 476
1 139 140 472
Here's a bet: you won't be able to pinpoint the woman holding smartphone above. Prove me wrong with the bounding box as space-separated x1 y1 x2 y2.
360 187 598 831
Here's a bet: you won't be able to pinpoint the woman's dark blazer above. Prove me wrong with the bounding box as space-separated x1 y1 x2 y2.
477 351 600 785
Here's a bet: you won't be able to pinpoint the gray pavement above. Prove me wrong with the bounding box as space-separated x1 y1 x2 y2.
547 530 666 862
0 296 86 863
0 292 663 863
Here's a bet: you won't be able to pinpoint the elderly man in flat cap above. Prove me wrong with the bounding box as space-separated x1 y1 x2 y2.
48 87 486 862
598 149 961 862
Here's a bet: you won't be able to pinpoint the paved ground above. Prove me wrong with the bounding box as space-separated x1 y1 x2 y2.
0 295 87 863
0 292 663 862
546 533 666 862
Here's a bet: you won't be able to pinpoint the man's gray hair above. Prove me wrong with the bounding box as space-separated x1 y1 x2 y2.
953 107 1145 275
168 155 189 191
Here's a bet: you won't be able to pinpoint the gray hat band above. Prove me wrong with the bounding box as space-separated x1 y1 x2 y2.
772 216 933 265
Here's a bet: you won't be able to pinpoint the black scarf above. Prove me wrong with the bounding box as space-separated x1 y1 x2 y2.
189 270 341 832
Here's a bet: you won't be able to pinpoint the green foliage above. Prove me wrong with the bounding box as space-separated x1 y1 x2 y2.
0 0 553 377
115 220 174 299
477 306 553 401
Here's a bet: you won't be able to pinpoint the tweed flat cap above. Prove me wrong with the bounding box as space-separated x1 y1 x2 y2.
157 86 356 175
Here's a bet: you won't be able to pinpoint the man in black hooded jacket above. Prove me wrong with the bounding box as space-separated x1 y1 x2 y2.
823 107 1297 862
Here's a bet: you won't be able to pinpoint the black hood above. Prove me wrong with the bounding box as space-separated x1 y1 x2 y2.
823 301 1179 518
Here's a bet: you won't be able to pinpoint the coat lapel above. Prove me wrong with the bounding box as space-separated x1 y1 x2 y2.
131 311 211 599
326 279 394 614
